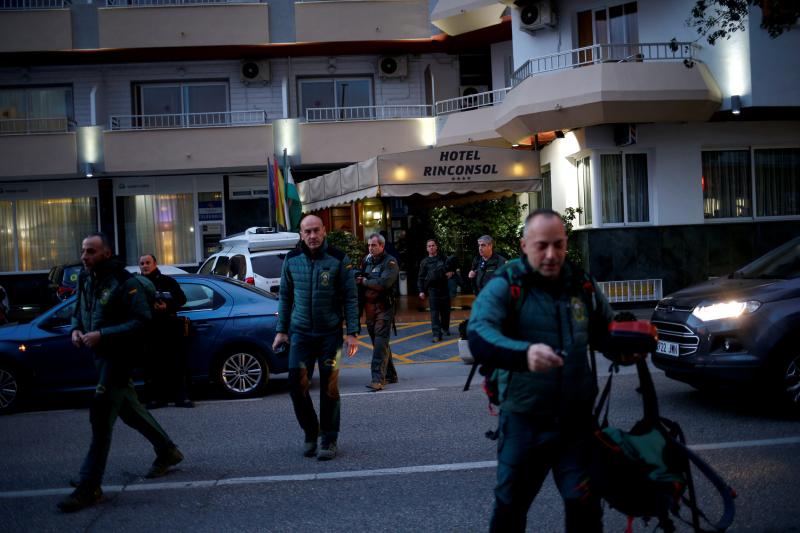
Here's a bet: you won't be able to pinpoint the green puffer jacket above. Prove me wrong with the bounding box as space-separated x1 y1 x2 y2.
71 258 155 362
277 241 359 336
467 257 613 419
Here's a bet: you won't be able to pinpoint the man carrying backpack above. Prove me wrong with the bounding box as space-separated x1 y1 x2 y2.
467 209 614 533
58 233 184 513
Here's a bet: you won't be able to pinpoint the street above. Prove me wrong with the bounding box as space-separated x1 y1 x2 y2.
1 353 799 532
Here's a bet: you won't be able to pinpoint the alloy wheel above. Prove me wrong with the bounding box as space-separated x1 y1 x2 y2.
220 351 265 395
0 367 19 411
783 354 800 407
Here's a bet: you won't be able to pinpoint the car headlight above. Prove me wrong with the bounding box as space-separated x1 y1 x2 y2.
691 300 761 322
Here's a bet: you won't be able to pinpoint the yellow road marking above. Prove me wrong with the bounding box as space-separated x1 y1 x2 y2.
357 322 427 341
392 329 439 344
393 337 459 358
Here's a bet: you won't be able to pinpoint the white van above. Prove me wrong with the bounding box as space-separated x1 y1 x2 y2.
198 227 299 293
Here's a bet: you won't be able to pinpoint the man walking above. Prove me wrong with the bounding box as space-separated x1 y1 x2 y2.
59 233 184 513
417 239 453 342
467 209 614 532
272 215 359 461
138 254 192 408
356 233 399 392
467 235 506 295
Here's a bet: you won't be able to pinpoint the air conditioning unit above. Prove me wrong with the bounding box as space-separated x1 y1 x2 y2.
240 60 270 84
519 1 556 32
460 85 489 97
378 56 408 78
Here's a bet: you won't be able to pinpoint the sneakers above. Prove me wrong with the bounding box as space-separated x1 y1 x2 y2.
366 382 384 391
303 440 318 458
145 446 184 479
317 442 337 461
57 484 102 513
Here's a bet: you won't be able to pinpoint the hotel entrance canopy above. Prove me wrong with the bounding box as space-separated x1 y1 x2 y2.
298 144 541 211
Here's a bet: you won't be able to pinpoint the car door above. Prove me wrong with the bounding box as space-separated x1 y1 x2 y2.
177 279 233 380
25 300 96 390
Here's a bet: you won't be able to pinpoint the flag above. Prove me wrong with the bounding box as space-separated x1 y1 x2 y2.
283 158 302 232
271 158 287 229
267 158 278 228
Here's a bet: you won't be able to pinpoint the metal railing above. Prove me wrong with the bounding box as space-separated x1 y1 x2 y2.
0 0 69 9
435 87 511 116
512 41 697 87
0 117 70 135
103 0 263 5
305 105 432 123
108 110 268 130
596 279 663 304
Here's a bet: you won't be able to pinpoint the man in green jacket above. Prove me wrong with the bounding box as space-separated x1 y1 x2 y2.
58 233 184 513
467 209 614 532
273 215 359 461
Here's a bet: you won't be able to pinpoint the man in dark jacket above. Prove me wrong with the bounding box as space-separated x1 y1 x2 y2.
417 239 453 342
59 233 184 513
467 210 614 532
357 233 399 391
468 235 506 295
139 254 192 408
273 215 359 461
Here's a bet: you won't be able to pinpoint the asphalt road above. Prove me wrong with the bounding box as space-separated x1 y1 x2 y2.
2 355 799 533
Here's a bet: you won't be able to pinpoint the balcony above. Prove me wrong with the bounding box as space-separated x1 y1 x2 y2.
495 42 722 142
435 88 510 147
0 118 76 178
295 0 429 42
430 0 506 36
0 1 71 52
299 106 435 164
98 0 269 49
104 111 272 173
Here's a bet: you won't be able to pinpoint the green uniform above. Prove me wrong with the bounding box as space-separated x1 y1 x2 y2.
361 252 399 384
71 258 175 488
417 254 451 338
467 257 613 532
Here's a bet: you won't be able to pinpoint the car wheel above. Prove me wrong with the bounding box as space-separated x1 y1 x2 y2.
0 365 21 414
217 348 269 398
778 352 800 415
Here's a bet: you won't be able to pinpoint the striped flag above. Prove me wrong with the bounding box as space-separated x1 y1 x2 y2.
272 158 288 230
284 158 302 231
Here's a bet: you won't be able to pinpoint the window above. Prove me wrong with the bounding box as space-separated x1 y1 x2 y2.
134 82 228 127
179 283 219 311
528 165 552 212
251 254 286 278
228 254 247 281
298 78 372 118
578 2 639 61
117 194 195 266
0 85 74 133
600 153 649 224
755 148 800 216
702 150 752 218
212 256 231 276
198 257 216 274
577 156 593 225
0 197 97 272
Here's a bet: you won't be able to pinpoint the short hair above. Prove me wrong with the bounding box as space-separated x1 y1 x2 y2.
426 238 438 246
523 208 563 237
84 231 113 252
140 253 158 264
477 235 494 246
367 233 385 245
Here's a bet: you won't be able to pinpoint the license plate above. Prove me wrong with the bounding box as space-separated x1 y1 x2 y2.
656 340 680 357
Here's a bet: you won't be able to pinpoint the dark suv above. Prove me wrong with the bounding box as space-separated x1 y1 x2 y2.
651 236 800 413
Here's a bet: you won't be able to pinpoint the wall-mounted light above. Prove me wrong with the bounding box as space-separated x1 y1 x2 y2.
731 95 742 115
83 163 94 178
372 211 381 220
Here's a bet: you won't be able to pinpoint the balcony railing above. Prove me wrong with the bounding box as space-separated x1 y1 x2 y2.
512 41 697 87
306 105 432 123
109 110 268 130
435 87 511 116
103 0 263 6
0 117 70 135
0 0 69 9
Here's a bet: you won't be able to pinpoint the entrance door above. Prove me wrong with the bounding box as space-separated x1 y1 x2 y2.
577 2 639 63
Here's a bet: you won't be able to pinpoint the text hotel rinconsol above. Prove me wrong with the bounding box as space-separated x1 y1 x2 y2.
421 150 500 180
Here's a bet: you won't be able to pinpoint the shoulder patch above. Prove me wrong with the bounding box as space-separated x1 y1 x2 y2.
128 288 138 295
388 260 397 266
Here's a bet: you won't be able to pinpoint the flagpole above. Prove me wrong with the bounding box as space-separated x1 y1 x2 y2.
282 148 291 231
267 157 275 230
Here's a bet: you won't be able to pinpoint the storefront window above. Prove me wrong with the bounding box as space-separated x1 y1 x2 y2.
702 150 751 218
600 153 649 224
577 156 593 225
0 201 13 272
119 194 195 266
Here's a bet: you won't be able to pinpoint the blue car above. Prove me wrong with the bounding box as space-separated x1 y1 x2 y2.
0 275 286 413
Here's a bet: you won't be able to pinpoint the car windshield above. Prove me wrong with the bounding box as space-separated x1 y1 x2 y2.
734 237 800 280
216 277 278 300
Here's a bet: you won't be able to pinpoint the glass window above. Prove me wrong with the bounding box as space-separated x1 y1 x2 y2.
577 156 592 225
212 255 230 276
528 165 552 212
251 254 286 278
298 78 373 118
198 257 216 274
136 82 229 127
118 194 195 266
46 301 77 328
755 148 800 217
17 198 97 271
702 150 751 218
0 86 73 133
179 283 218 311
600 153 649 224
228 254 247 280
593 2 638 60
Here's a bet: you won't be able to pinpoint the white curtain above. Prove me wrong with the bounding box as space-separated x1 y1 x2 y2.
121 194 194 266
601 154 624 223
16 198 97 271
702 150 751 218
0 201 13 272
577 156 593 225
756 148 800 216
625 153 649 222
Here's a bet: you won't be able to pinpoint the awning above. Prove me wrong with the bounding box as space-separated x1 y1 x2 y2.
298 144 540 212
